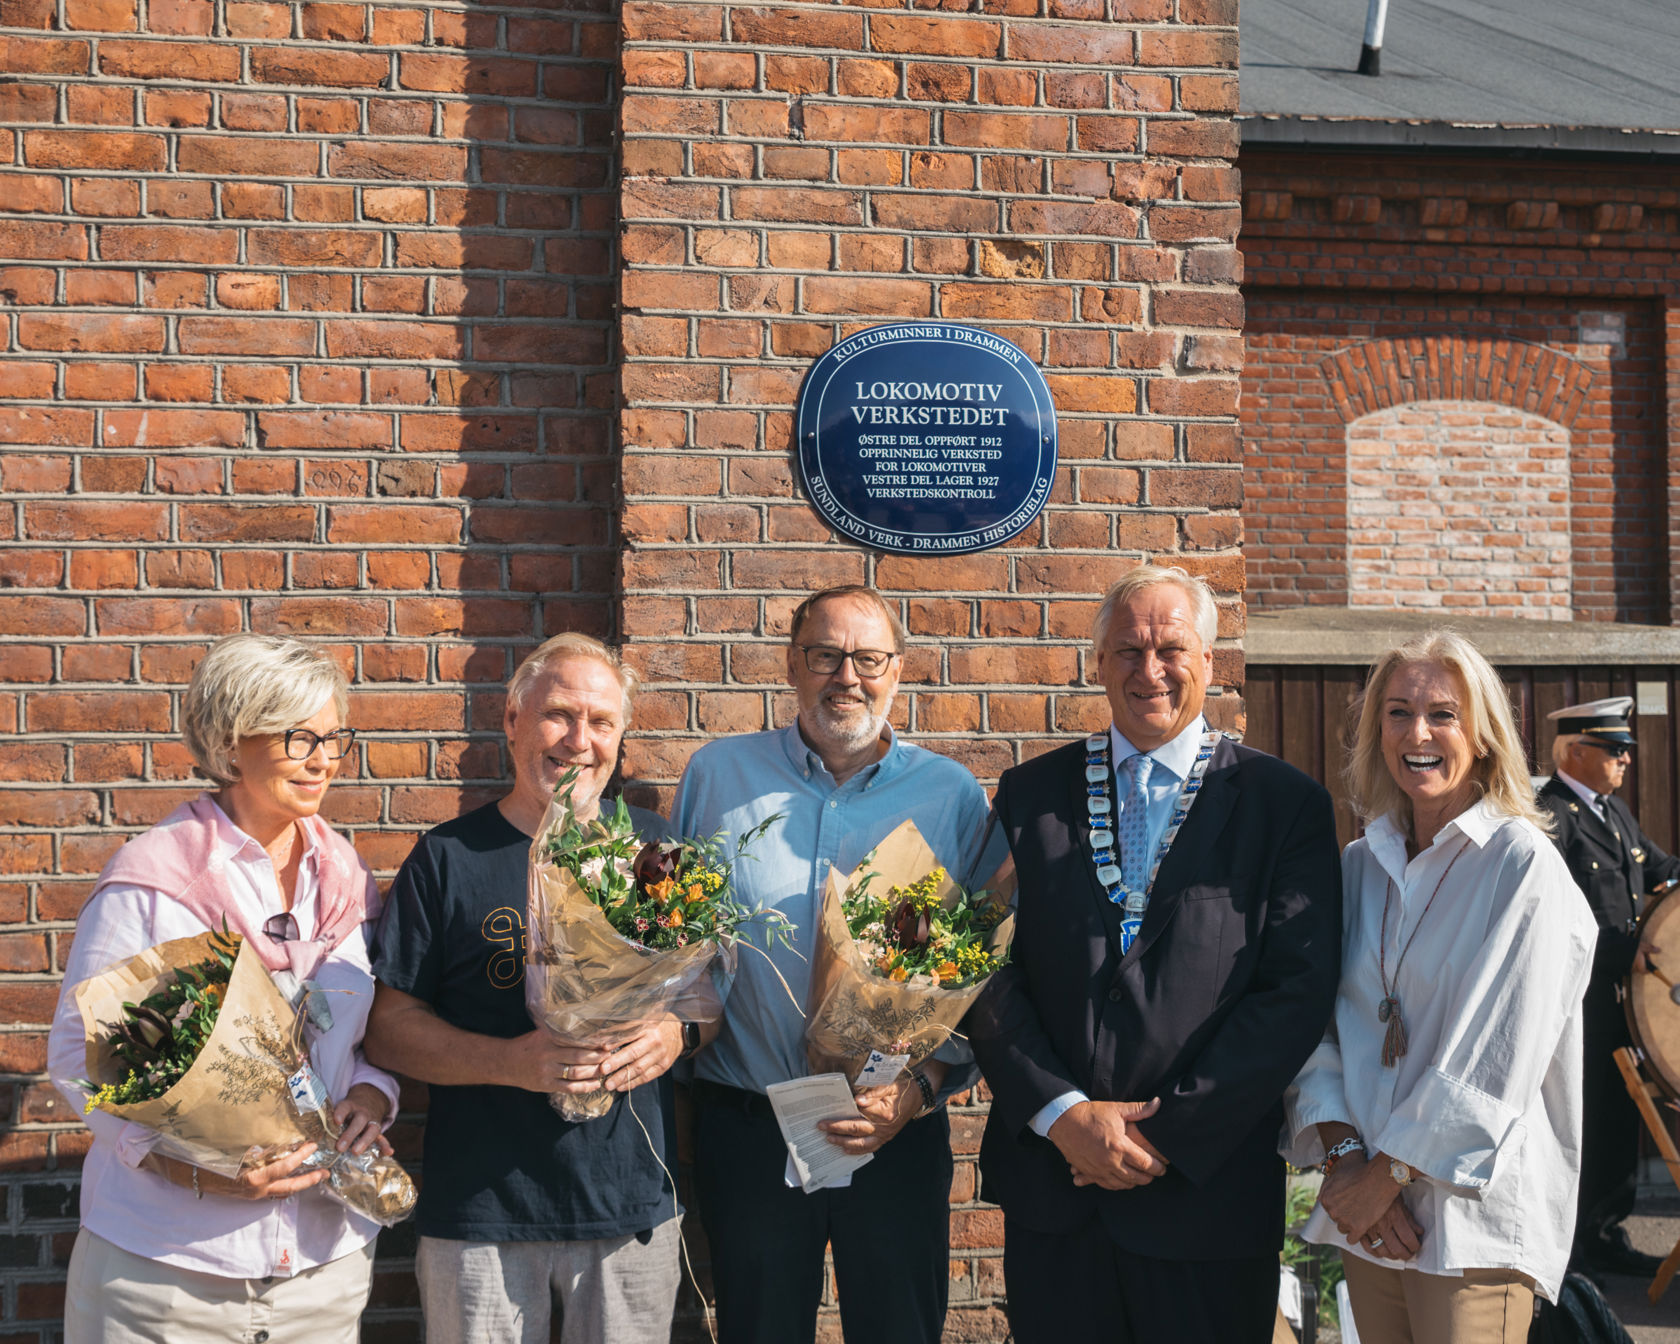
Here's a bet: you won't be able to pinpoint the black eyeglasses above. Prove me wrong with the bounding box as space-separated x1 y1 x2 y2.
263 911 299 943
282 728 357 760
796 646 898 677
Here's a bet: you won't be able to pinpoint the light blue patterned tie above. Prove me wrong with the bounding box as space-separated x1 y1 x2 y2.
1118 753 1153 891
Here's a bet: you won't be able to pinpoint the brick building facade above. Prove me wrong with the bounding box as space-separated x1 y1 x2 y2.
1237 0 1680 626
1241 146 1680 624
0 1 1241 1337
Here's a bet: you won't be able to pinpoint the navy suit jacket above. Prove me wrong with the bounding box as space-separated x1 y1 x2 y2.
967 734 1342 1260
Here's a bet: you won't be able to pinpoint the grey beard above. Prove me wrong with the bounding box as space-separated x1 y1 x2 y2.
808 697 890 753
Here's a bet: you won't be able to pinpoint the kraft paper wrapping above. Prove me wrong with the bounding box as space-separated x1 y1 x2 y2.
76 932 417 1226
805 819 1015 1086
525 799 732 1120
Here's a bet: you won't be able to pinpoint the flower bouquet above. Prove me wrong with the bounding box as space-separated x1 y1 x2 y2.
526 773 785 1121
805 819 1015 1089
74 928 417 1226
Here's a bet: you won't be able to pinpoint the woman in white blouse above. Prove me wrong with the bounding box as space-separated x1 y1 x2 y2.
1285 631 1597 1343
48 634 397 1343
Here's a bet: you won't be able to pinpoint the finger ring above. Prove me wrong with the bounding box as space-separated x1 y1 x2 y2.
562 1066 572 1080
1369 1236 1384 1248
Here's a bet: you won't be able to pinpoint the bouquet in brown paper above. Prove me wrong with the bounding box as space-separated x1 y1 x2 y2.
76 929 417 1227
806 819 1015 1089
526 772 787 1121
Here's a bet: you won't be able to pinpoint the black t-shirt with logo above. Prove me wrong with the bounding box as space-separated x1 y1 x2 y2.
371 800 679 1242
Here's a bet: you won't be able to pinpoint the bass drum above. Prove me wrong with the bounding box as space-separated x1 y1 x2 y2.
1625 885 1680 1102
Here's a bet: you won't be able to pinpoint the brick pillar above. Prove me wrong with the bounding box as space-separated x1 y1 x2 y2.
615 2 1243 1333
0 0 619 1334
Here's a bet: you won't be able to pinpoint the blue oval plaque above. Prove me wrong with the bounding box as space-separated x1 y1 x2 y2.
796 322 1058 556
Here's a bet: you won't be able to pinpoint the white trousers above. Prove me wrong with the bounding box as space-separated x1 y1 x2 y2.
63 1228 374 1344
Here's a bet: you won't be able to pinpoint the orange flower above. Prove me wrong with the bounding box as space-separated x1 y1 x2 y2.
649 878 675 902
935 961 959 982
685 884 705 904
889 966 908 982
663 910 683 928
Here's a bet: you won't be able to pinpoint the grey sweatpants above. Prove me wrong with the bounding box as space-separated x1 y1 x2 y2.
416 1220 682 1344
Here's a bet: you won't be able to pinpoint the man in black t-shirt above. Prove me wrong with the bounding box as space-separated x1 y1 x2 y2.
366 633 711 1344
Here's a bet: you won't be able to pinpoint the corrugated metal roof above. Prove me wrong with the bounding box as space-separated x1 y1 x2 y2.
1240 0 1680 150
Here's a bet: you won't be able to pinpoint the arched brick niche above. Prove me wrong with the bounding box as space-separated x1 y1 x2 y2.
1347 401 1572 616
1318 338 1597 428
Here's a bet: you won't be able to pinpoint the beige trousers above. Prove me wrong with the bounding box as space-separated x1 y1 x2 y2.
63 1228 374 1344
1341 1252 1535 1344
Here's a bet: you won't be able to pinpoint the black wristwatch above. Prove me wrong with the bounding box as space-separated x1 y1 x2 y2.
677 1021 702 1061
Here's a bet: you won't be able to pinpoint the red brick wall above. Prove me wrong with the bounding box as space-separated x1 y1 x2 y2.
616 0 1247 791
1240 148 1678 623
0 0 618 1333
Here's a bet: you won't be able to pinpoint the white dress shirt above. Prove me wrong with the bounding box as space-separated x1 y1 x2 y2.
1283 800 1597 1300
47 796 398 1279
1555 769 1608 819
1028 717 1210 1138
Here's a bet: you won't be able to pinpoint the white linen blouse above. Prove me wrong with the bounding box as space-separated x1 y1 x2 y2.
47 795 399 1280
1283 799 1597 1301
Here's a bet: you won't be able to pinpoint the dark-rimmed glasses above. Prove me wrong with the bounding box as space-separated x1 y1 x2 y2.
282 728 357 760
796 646 898 678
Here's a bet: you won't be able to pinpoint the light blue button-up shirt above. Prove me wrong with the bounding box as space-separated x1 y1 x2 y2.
671 722 995 1094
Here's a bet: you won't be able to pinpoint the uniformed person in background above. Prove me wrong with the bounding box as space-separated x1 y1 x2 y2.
1538 697 1680 1278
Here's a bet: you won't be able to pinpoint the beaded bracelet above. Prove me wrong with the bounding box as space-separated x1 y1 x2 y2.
909 1068 936 1116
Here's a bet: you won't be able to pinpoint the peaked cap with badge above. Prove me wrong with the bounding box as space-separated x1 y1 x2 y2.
1551 695 1639 747
1538 695 1680 1274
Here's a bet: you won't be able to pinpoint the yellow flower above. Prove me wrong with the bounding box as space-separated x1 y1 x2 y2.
889 965 908 982
83 1082 119 1114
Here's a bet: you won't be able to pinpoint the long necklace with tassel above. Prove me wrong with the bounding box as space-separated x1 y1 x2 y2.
1377 842 1468 1068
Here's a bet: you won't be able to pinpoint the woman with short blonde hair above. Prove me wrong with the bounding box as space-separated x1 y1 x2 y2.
49 633 395 1343
1285 630 1596 1343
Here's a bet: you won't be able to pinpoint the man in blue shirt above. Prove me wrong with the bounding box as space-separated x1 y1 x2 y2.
671 584 994 1344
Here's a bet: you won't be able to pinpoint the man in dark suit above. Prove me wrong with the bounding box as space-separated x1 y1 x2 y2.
967 564 1343 1344
1538 697 1680 1277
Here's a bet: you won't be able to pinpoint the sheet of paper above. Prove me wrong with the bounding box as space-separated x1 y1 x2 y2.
766 1073 874 1194
784 1150 853 1190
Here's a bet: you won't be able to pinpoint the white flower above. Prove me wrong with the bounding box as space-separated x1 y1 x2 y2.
580 856 607 885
